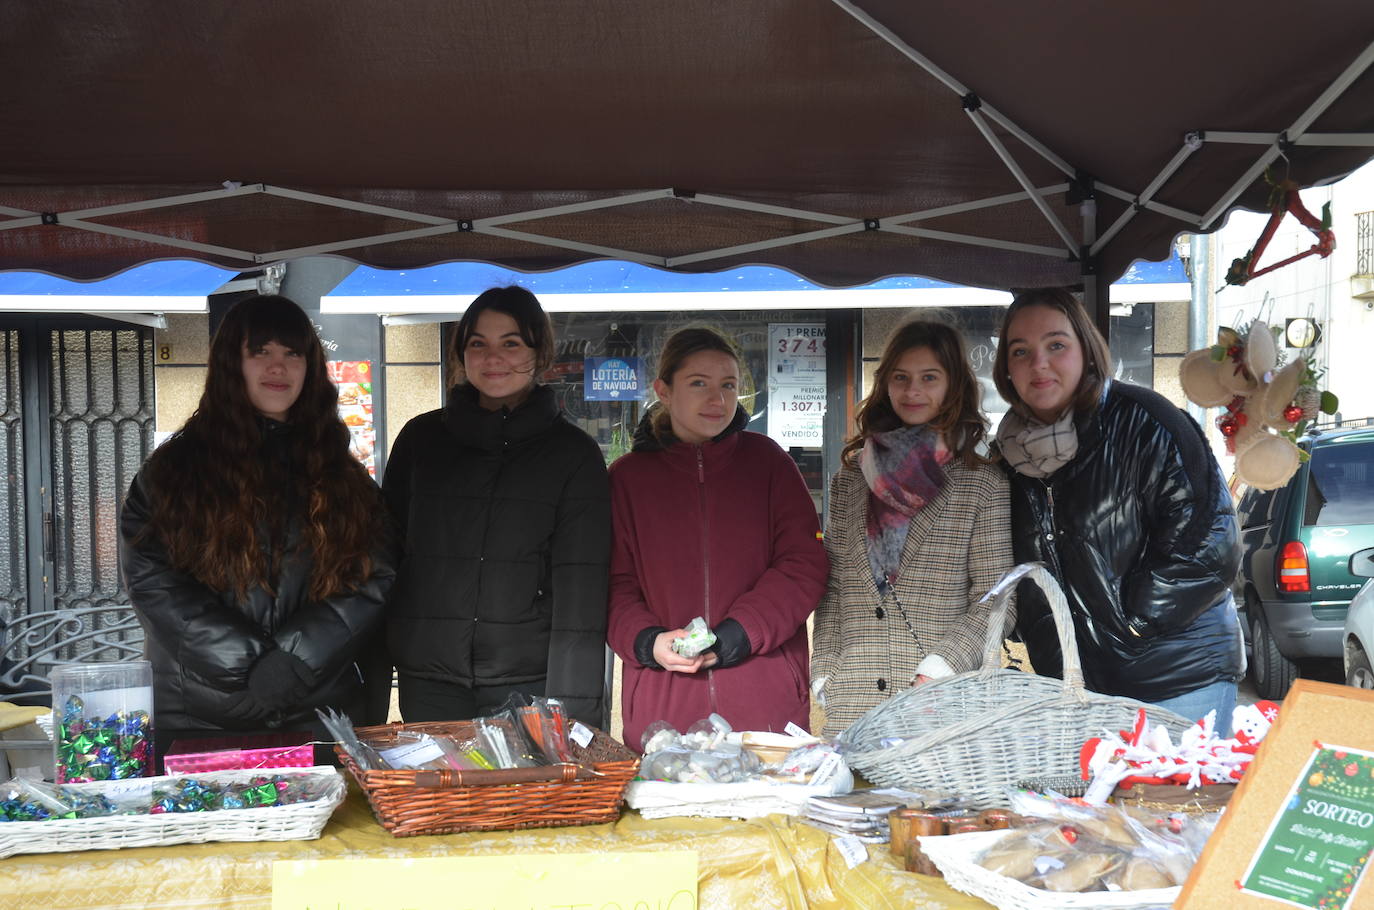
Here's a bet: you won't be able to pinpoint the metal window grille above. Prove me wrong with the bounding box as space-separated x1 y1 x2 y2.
1358 210 1374 277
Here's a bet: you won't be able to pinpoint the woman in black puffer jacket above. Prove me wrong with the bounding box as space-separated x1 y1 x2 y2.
993 289 1243 734
379 287 611 728
120 295 395 756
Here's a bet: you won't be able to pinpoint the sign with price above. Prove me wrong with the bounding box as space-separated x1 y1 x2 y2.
767 323 825 447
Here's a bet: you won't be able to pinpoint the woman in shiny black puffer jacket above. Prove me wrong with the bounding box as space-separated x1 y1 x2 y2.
120 295 395 742
994 290 1243 725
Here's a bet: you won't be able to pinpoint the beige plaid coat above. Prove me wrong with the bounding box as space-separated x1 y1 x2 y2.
811 458 1014 735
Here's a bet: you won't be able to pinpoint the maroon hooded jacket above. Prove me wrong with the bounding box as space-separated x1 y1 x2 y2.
607 408 828 750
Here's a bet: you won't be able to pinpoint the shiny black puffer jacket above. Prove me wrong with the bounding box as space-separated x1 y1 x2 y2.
119 423 395 732
381 384 611 727
1002 382 1243 702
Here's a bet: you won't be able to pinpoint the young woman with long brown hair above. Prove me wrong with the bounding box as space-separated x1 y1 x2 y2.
120 294 395 750
811 319 1013 735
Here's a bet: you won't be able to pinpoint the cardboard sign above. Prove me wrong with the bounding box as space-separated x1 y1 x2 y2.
1179 680 1374 910
271 852 698 910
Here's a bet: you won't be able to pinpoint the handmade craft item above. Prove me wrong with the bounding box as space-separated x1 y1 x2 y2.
1179 320 1338 490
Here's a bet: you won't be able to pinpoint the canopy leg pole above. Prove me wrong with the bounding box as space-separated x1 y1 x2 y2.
1077 179 1107 338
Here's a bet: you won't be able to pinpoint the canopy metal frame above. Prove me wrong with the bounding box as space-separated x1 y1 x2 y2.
1 7 1371 329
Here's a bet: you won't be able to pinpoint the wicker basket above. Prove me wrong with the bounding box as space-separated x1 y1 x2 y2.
0 765 345 859
919 829 1180 910
338 719 640 837
839 563 1196 809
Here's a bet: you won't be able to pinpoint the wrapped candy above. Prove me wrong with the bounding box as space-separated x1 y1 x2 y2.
671 617 717 658
51 661 155 784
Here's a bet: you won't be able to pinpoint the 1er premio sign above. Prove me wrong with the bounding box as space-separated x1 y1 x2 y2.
767 323 825 448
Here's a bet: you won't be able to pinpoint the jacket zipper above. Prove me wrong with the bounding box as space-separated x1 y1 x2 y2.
1041 478 1064 578
697 444 718 715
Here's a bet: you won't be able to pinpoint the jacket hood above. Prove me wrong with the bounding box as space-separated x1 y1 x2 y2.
443 382 559 453
630 402 750 452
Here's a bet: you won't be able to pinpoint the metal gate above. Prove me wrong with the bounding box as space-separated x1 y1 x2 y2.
0 320 153 700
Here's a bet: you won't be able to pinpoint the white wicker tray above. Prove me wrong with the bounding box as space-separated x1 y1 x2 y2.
0 765 345 858
918 829 1180 910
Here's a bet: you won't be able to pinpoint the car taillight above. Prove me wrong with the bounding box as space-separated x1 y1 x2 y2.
1278 541 1311 593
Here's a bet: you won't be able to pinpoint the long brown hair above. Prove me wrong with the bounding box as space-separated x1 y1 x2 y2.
992 287 1113 419
137 294 382 602
843 320 987 467
647 326 742 444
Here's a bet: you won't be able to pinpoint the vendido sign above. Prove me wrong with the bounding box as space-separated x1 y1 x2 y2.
584 356 647 401
1240 745 1374 909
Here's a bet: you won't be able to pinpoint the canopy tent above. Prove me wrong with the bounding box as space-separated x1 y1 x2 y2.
0 261 240 326
2 2 1372 326
321 256 1187 322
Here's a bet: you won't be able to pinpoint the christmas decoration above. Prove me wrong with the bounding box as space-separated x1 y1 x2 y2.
1179 320 1339 491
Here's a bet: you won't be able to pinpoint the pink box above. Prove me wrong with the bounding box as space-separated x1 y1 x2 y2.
163 732 315 773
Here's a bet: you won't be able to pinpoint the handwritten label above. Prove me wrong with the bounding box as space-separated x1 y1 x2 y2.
783 722 810 739
570 722 594 749
272 852 698 910
834 835 868 869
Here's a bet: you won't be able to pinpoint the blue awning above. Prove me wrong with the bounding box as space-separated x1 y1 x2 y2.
321 257 1189 316
0 261 240 312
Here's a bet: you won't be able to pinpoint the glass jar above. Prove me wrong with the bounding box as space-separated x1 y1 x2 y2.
51 660 154 783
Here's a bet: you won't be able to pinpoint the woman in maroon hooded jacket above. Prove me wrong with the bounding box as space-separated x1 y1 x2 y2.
607 327 828 751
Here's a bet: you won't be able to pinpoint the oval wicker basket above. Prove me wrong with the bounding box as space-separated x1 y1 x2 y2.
837 563 1196 808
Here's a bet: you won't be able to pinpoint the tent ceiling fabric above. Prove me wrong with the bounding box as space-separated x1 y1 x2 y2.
2 1 1372 290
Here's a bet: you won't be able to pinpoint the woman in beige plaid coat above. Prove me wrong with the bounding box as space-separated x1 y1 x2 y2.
812 320 1014 736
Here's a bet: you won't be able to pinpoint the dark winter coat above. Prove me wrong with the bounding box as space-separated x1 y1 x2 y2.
382 383 611 727
606 407 828 750
119 422 396 732
1003 381 1244 702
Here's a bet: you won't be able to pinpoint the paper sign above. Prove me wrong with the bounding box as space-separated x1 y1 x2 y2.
1240 745 1374 909
272 852 698 910
326 360 376 477
766 323 826 448
834 835 868 869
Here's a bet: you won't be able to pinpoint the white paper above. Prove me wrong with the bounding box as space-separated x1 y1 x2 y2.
570 722 594 749
834 835 869 868
783 721 809 739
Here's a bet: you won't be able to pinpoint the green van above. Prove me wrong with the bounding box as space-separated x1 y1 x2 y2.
1234 425 1374 699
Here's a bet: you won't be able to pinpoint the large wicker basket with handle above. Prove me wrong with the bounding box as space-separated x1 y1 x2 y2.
837 563 1196 808
337 719 639 837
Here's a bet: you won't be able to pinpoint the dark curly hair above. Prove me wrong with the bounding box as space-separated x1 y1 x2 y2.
137 294 383 602
843 319 988 468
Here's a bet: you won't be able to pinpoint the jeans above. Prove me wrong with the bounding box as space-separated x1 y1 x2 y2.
1149 680 1237 738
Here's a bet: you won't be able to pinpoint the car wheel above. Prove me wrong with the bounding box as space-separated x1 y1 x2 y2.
1348 648 1374 690
1251 612 1298 699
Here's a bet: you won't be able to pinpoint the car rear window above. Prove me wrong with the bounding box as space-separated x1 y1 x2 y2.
1303 441 1374 526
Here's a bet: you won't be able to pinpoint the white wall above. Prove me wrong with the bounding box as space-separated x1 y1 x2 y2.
1212 160 1374 424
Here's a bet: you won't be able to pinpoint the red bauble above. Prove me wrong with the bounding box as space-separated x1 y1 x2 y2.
1219 417 1239 437
1283 405 1303 423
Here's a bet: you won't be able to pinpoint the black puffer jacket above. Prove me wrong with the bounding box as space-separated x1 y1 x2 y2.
119 422 396 732
381 384 611 726
1002 382 1243 702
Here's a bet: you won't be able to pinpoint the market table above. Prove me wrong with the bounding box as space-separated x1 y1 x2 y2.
0 781 990 909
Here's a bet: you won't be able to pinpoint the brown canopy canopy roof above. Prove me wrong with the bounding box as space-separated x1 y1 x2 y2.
2 1 1372 306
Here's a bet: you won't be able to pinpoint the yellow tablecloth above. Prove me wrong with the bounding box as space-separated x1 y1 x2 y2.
0 782 993 909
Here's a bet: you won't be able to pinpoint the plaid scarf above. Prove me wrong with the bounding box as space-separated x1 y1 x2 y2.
996 406 1078 479
859 425 949 591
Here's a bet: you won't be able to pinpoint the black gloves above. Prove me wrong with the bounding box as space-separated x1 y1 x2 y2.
247 648 315 709
709 619 751 668
635 626 668 669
